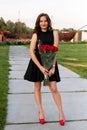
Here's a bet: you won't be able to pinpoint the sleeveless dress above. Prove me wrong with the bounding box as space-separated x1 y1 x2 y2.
24 30 60 82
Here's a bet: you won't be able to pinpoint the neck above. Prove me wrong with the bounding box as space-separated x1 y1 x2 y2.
41 29 47 32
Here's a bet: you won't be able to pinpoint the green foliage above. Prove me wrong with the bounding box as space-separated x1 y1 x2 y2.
0 41 30 46
0 17 33 34
6 20 15 33
0 17 7 31
0 46 9 130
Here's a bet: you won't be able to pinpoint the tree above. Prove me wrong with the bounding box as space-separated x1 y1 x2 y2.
6 20 15 33
0 17 34 35
0 17 7 31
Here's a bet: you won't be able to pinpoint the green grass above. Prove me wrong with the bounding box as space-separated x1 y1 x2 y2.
0 46 9 130
57 42 87 78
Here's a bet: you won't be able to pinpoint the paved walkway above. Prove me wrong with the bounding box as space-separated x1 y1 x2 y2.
4 46 87 130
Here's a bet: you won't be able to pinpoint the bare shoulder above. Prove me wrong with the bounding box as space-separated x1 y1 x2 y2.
53 29 58 35
30 33 37 50
53 29 58 39
53 29 59 46
31 33 37 43
32 33 37 39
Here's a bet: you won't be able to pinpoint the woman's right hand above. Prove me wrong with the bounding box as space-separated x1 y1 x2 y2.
39 66 48 75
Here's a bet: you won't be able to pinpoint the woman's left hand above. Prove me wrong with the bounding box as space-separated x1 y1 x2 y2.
49 67 55 77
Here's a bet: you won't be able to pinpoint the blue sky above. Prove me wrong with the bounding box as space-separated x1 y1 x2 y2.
0 0 87 29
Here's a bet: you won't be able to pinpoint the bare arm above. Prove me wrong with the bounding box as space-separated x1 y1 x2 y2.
52 30 59 65
29 33 48 74
49 30 59 76
53 30 59 47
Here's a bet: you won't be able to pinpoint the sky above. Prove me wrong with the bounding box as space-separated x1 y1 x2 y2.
0 0 87 30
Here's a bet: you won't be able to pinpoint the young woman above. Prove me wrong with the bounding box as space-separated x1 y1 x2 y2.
24 13 65 125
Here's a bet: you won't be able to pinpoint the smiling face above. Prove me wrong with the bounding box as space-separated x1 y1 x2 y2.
39 16 48 31
34 13 52 33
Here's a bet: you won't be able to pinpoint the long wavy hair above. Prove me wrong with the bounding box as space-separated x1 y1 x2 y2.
33 13 53 33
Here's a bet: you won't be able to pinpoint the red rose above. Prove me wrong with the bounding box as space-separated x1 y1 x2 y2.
38 44 58 52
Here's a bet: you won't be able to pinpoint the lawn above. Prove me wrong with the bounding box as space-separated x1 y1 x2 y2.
0 46 9 130
57 42 87 78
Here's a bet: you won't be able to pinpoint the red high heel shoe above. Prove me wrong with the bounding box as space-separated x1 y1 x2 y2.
59 119 65 126
59 113 65 126
38 112 45 124
39 118 45 124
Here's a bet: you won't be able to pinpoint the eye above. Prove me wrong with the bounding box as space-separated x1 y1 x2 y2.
44 20 47 22
40 20 43 23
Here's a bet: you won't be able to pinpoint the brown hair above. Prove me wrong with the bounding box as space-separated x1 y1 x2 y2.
33 13 53 33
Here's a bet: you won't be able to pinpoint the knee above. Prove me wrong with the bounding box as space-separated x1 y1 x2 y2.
49 82 58 93
34 82 41 92
50 87 58 93
34 86 41 92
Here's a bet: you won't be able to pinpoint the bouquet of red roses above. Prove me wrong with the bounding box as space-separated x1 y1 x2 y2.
38 44 58 86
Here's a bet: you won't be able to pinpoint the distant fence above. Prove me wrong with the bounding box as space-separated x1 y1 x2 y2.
1 31 84 42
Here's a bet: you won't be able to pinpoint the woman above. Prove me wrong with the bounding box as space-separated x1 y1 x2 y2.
24 13 65 125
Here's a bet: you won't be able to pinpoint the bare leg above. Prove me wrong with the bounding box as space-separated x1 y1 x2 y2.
34 82 44 119
49 81 65 121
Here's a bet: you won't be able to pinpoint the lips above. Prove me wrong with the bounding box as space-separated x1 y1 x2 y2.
42 25 46 27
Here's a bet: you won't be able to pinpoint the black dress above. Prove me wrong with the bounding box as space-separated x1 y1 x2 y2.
24 30 60 82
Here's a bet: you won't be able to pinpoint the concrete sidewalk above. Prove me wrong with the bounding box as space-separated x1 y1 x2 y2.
4 46 87 130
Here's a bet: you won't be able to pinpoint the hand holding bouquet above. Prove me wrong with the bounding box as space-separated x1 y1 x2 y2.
38 44 58 86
